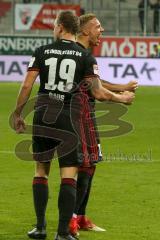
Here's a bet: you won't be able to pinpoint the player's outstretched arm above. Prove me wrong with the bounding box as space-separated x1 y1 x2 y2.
13 71 38 133
101 79 138 92
86 77 135 104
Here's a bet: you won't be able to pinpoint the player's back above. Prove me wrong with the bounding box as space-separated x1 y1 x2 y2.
28 39 91 103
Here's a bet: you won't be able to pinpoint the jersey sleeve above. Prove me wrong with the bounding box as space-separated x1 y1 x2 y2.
28 48 41 72
83 53 100 78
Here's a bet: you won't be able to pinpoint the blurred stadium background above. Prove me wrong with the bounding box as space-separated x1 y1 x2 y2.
0 1 160 240
0 0 160 35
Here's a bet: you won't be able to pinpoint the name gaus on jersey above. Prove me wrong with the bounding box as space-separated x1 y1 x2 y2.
44 49 82 57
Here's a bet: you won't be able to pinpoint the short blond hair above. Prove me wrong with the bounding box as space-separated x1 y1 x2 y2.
79 13 96 30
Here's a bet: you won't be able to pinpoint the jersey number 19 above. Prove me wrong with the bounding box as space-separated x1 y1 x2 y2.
45 57 76 92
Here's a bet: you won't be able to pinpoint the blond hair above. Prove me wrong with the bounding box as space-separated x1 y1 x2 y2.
79 13 96 30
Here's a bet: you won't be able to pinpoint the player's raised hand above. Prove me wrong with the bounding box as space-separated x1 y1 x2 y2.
125 80 138 92
120 91 135 104
12 113 26 134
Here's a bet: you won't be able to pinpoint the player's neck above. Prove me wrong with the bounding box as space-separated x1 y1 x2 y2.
60 33 76 42
77 36 89 49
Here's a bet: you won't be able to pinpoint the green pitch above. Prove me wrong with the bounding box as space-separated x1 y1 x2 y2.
0 82 160 240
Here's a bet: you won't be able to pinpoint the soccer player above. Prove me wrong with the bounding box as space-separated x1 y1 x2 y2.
12 11 134 240
69 13 138 237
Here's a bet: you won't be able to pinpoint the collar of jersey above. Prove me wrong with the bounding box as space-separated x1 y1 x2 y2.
60 39 75 44
76 41 86 49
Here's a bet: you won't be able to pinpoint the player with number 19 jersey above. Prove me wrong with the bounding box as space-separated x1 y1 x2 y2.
28 39 97 100
28 39 99 167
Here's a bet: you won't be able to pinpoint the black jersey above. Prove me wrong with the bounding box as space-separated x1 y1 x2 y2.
29 39 100 166
28 39 99 102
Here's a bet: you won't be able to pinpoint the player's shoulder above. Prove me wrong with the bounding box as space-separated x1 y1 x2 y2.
75 42 90 56
76 43 96 62
81 48 96 63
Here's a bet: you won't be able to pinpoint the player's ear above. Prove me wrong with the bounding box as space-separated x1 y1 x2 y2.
82 27 89 36
59 24 64 34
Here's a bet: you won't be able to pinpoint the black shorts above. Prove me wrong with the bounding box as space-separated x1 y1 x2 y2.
32 94 99 167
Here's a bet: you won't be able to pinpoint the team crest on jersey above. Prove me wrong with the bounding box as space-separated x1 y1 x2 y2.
93 64 99 75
